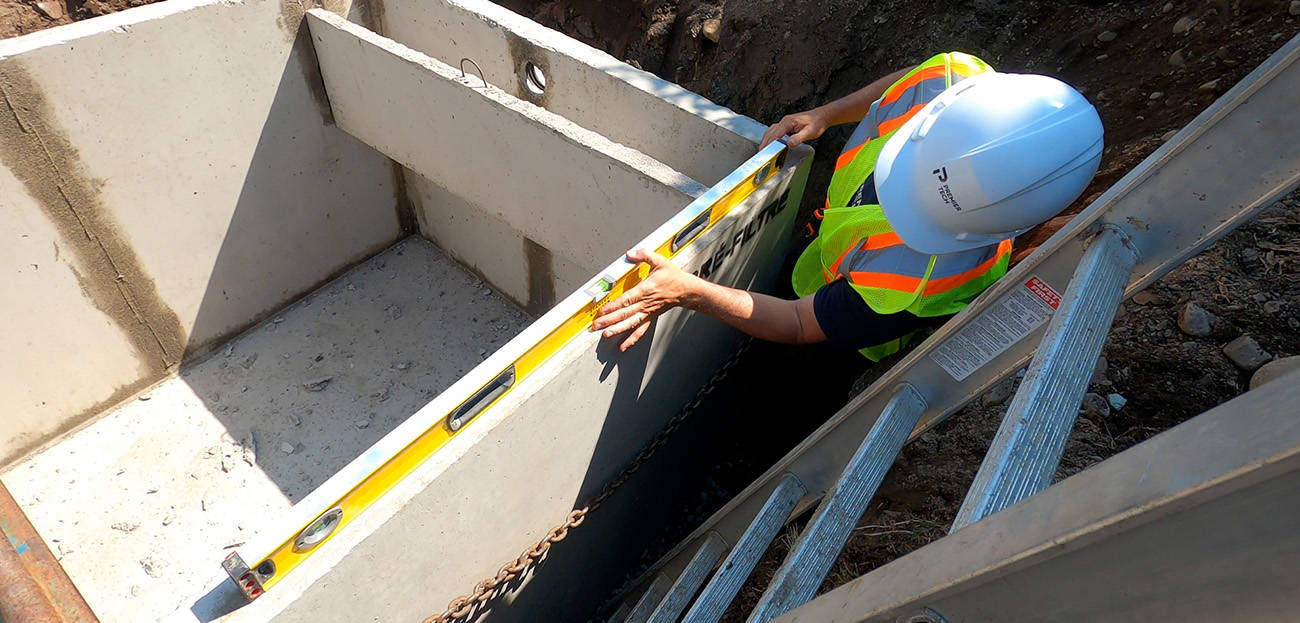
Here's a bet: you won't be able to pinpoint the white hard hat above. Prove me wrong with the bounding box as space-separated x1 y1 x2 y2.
874 72 1104 254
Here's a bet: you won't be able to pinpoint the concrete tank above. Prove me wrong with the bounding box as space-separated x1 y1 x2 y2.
0 1 811 621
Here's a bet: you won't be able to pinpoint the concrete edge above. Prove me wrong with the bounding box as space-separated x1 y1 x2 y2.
443 0 767 143
0 0 224 60
306 8 707 200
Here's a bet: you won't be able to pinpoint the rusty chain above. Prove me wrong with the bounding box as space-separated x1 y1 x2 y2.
422 338 753 623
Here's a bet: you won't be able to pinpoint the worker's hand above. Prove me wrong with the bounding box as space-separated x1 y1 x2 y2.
591 248 697 352
759 108 830 149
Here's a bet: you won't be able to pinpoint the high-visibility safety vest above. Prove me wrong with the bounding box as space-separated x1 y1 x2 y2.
793 52 1013 361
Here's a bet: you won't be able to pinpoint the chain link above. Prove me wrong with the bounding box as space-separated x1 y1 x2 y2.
422 338 753 623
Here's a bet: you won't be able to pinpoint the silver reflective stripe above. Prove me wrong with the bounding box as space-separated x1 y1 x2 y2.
838 244 931 280
928 243 1001 279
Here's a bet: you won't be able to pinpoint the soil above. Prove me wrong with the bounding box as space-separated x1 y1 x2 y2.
5 0 1299 619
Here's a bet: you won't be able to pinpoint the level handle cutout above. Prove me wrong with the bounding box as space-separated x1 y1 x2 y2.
447 365 517 431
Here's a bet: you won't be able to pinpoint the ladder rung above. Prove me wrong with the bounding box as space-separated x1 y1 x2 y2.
951 226 1139 532
647 532 728 623
746 384 928 623
621 573 673 623
681 473 806 623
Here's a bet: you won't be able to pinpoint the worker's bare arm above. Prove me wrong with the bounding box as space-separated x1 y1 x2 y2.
591 249 826 351
759 66 911 148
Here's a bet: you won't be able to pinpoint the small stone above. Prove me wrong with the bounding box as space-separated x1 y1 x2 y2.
1168 49 1186 66
140 557 163 579
57 542 75 556
1198 79 1220 93
279 441 296 455
1250 355 1300 390
111 521 140 533
1149 91 1164 100
1263 300 1284 314
1223 335 1272 372
385 304 402 320
1241 247 1259 264
138 393 152 401
161 514 176 526
33 0 66 19
354 416 371 429
1132 290 1159 305
302 377 332 392
287 412 302 426
1097 30 1118 43
980 377 1015 407
1095 54 1109 61
1162 2 1173 12
1173 15 1197 35
1291 0 1300 16
1090 355 1109 387
1080 392 1111 418
1106 393 1127 411
1161 130 1177 142
701 18 721 43
130 585 141 597
1177 302 1216 336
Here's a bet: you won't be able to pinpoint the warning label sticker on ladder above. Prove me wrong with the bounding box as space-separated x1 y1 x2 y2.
930 276 1062 382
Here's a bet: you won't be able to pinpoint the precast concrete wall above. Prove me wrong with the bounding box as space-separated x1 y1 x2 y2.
0 0 401 465
374 0 764 187
307 9 707 312
193 149 811 623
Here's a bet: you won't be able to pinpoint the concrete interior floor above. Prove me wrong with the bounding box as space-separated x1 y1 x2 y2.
0 236 530 623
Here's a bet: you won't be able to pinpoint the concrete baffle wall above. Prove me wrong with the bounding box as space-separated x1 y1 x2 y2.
0 0 399 465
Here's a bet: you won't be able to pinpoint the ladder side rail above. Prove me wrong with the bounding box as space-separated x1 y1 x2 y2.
951 226 1138 531
646 533 728 623
681 474 805 623
622 574 673 623
773 375 1300 623
616 32 1300 604
747 385 927 623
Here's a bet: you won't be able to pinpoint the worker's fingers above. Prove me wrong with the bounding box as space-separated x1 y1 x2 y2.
601 310 649 337
620 321 652 351
786 124 819 148
628 248 671 270
593 297 642 330
759 116 797 149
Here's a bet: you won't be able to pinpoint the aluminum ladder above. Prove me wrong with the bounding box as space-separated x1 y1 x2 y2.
608 32 1300 623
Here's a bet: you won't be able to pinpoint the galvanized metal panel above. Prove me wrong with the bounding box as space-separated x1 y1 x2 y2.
646 533 727 623
777 376 1300 623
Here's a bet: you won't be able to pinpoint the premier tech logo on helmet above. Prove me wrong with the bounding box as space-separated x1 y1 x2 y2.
932 166 962 211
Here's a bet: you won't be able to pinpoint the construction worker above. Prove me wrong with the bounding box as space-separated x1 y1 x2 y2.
592 52 1103 359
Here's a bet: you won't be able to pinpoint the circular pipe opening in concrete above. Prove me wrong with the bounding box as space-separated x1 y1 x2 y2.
524 62 548 95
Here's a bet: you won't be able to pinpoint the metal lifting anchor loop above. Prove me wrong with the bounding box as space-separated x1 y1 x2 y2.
459 58 487 89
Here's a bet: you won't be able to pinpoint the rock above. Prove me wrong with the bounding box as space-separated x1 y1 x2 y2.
302 376 332 392
33 0 66 19
279 441 296 455
1177 302 1216 336
1090 355 1109 387
1168 49 1186 66
138 393 152 401
111 521 140 533
980 377 1015 407
1263 300 1284 314
1241 247 1259 263
1223 336 1272 372
1291 0 1300 16
1198 79 1220 93
1161 129 1177 141
1162 2 1173 12
1250 356 1300 390
1132 290 1159 305
1095 54 1109 61
702 18 721 43
1173 15 1197 35
1097 30 1117 43
1149 91 1164 100
1107 393 1127 411
353 416 371 429
1080 392 1111 418
162 514 176 526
